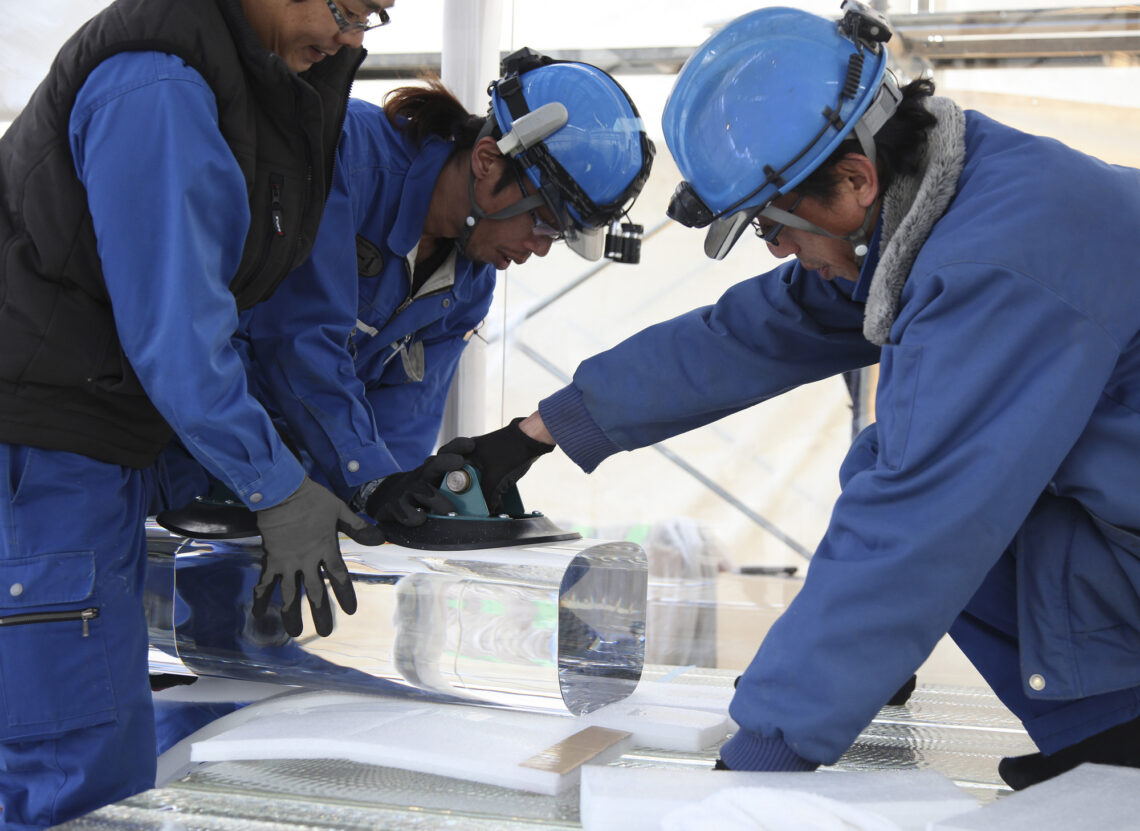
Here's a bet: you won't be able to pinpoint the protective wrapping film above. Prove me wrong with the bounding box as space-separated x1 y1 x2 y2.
144 522 648 715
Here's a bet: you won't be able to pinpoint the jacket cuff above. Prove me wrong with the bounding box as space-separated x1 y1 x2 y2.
538 385 622 474
719 729 820 772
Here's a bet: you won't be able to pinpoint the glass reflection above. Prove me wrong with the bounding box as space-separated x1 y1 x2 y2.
145 523 647 715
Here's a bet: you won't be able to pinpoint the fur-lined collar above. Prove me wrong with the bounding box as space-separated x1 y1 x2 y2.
863 97 967 345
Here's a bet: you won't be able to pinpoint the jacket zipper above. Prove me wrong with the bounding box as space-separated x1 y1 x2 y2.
270 173 286 236
0 607 99 637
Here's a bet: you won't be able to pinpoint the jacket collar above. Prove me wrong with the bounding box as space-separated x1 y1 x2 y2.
387 136 456 258
863 96 967 346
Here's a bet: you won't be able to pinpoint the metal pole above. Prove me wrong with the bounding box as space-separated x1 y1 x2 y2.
439 0 504 443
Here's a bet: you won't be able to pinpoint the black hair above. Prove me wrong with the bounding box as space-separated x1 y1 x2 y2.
795 78 938 201
383 76 516 194
383 76 483 146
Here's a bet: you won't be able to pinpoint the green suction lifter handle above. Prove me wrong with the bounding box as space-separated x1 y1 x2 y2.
440 465 526 518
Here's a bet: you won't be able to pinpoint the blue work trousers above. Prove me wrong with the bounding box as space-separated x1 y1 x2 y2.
951 546 1140 754
0 444 156 828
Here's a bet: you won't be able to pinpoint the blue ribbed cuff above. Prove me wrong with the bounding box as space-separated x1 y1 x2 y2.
538 385 622 474
719 728 820 772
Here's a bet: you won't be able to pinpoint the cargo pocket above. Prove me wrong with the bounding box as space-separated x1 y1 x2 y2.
0 550 117 740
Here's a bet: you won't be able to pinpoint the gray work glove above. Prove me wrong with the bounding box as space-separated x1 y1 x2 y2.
365 451 470 526
439 417 554 513
251 477 384 638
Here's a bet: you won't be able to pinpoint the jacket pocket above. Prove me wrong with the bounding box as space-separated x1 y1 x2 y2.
0 550 117 740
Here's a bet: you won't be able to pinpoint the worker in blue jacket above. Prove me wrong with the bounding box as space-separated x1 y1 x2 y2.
437 3 1140 789
243 48 654 524
0 0 389 825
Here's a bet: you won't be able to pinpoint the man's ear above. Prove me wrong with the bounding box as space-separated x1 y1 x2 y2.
836 153 880 208
471 136 505 182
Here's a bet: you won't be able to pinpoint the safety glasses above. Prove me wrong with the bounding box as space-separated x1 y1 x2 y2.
512 168 565 241
324 0 390 33
752 194 804 247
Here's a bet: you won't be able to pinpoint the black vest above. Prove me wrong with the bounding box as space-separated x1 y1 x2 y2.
0 0 362 467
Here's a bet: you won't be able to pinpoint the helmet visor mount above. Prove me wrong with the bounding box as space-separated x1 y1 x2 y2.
666 180 716 229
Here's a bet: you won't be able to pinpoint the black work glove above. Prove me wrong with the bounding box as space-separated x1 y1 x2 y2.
365 451 470 526
251 477 384 638
439 417 554 513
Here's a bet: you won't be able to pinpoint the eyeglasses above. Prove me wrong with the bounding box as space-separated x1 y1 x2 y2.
752 194 804 247
324 0 390 33
513 170 564 241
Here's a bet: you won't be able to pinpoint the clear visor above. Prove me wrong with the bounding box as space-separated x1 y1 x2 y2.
703 210 758 261
565 225 606 261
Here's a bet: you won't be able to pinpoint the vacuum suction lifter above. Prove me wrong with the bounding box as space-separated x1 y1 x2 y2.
378 465 581 551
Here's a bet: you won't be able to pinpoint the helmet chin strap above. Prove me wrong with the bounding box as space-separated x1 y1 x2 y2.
455 164 548 258
756 200 878 266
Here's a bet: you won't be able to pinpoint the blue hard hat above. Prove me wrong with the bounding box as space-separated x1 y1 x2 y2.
489 49 654 260
663 2 897 259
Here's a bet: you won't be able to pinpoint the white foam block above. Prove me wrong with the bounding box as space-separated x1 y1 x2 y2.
582 700 732 752
930 763 1140 830
624 679 735 716
580 766 977 831
187 689 734 795
190 690 625 794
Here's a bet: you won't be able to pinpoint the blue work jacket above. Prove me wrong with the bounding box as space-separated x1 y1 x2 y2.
540 110 1140 764
70 52 305 509
244 99 497 501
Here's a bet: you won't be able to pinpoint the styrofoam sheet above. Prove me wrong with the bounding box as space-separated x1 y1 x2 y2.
583 698 732 752
580 766 977 831
623 677 736 717
185 689 730 795
930 763 1140 830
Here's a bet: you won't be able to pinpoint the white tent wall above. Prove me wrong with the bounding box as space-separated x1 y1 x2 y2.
0 1 111 128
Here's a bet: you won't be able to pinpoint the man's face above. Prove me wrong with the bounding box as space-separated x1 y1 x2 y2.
242 0 392 73
758 190 867 283
755 156 880 283
464 162 558 271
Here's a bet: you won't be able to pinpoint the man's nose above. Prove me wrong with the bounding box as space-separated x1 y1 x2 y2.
525 235 554 256
766 234 797 259
332 28 366 49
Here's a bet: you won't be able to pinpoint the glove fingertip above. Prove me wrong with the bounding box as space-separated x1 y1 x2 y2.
328 574 358 615
281 603 303 638
250 579 277 619
340 593 358 616
338 519 385 546
311 604 334 637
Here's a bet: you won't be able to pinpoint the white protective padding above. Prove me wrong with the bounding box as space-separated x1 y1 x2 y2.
929 763 1140 831
579 767 978 831
661 786 905 831
622 676 736 718
585 698 732 753
181 686 733 795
